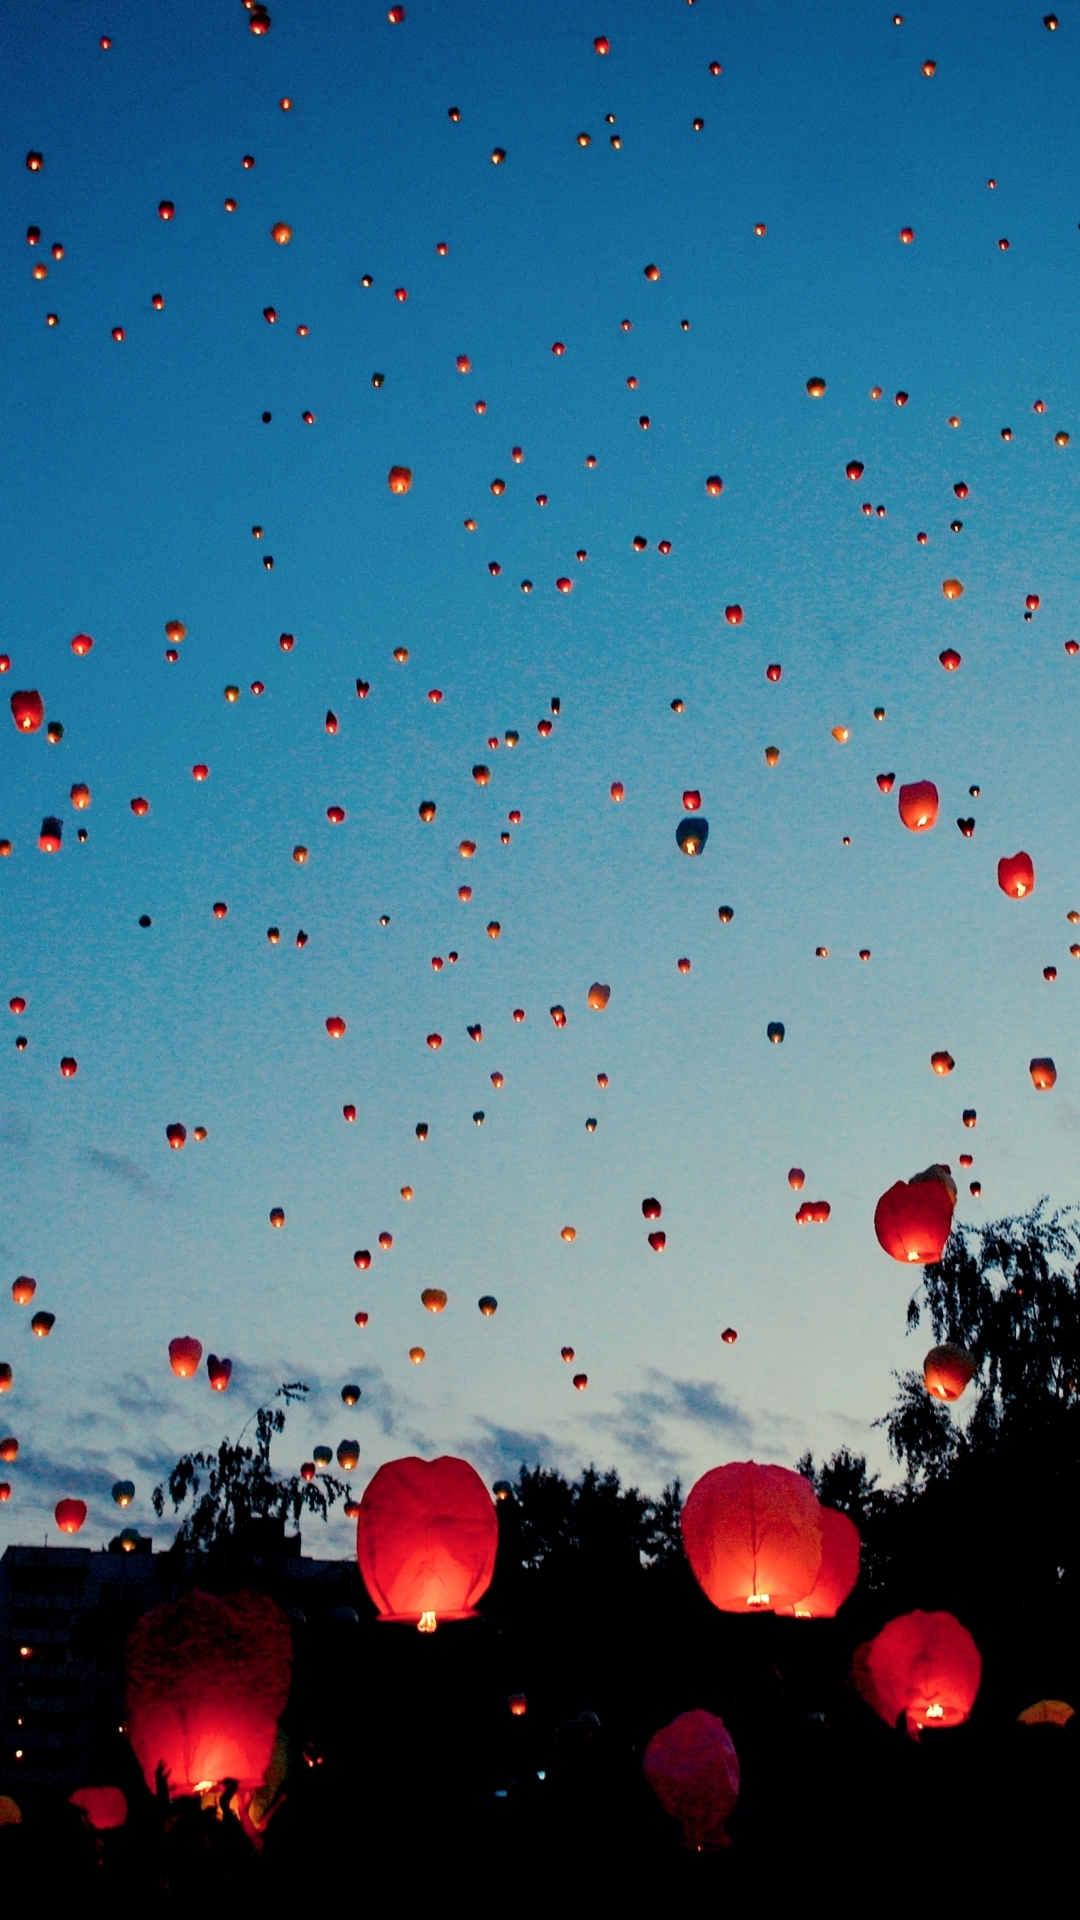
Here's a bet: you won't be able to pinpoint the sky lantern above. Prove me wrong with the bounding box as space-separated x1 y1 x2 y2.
681 1461 823 1613
587 983 610 1009
12 1278 35 1305
780 1507 861 1617
70 633 93 656
939 649 961 671
942 578 964 599
10 690 44 733
112 1480 135 1506
874 1165 955 1264
806 377 826 398
846 460 864 480
1017 1700 1074 1726
923 1344 975 1401
70 1786 127 1831
388 466 413 494
169 1336 202 1377
207 1355 232 1392
55 1499 87 1534
125 1588 292 1796
1030 1057 1057 1089
997 851 1034 898
356 1456 498 1630
325 1016 346 1038
676 816 708 855
270 221 291 244
166 1124 187 1149
898 780 938 831
853 1610 981 1735
643 1709 740 1851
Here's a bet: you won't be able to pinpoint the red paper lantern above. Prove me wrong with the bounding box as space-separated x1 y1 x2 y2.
10 690 44 733
898 780 939 831
125 1588 291 1795
70 1785 127 1830
169 1336 202 1378
874 1166 955 1264
356 1455 498 1628
681 1461 822 1612
779 1507 860 1616
997 850 1035 898
643 1708 740 1851
923 1343 975 1400
55 1498 87 1534
853 1609 981 1735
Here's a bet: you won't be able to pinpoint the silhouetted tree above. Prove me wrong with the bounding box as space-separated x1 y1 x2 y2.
152 1383 352 1548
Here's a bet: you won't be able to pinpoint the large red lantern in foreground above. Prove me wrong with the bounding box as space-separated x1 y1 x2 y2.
779 1506 861 1617
125 1589 291 1795
681 1462 823 1612
874 1165 956 1264
356 1455 498 1629
643 1709 741 1850
853 1609 981 1736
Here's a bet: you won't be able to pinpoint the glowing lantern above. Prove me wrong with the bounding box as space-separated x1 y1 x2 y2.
10 690 44 733
898 781 938 831
788 1168 805 1190
478 1297 497 1315
388 466 413 494
923 1344 975 1401
806 377 826 398
55 1499 86 1534
356 1456 498 1627
767 1023 785 1044
0 1439 17 1462
930 1051 954 1075
594 34 610 53
853 1610 981 1735
561 1226 576 1242
325 1016 346 1039
550 1006 567 1028
337 1440 360 1470
270 1208 285 1227
169 1337 202 1378
611 781 625 801
705 476 723 495
1018 1700 1074 1726
643 1709 740 1851
942 578 964 599
846 461 865 481
721 1328 737 1344
31 1312 54 1337
874 1166 955 1264
166 1124 187 1150
676 817 708 855
573 1373 588 1390
681 1462 823 1613
939 649 961 671
270 222 291 245
125 1588 292 1795
0 1367 9 1391
997 851 1034 898
781 1508 861 1617
112 1481 135 1507
588 983 611 1010
70 1787 127 1830
12 1278 35 1305
59 1057 78 1077
422 1289 448 1313
39 817 62 853
207 1356 232 1392
724 606 743 626
1030 1057 1057 1089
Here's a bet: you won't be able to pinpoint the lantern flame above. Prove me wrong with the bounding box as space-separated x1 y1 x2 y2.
418 1610 437 1633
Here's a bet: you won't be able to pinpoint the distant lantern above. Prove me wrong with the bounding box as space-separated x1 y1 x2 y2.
853 1609 981 1735
767 1023 785 1044
10 690 44 733
942 578 964 599
325 1016 347 1039
207 1355 232 1392
125 1588 292 1795
112 1480 135 1507
643 1709 741 1851
874 1166 955 1264
587 983 611 1010
676 816 709 855
923 1344 976 1401
355 1455 498 1628
337 1440 360 1470
681 1461 823 1612
165 1124 187 1150
898 781 939 831
169 1336 202 1377
997 851 1035 898
388 466 413 494
1030 1057 1057 1090
55 1499 87 1534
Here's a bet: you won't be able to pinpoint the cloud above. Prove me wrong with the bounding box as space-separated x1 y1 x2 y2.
590 1368 756 1476
468 1419 570 1483
79 1147 158 1197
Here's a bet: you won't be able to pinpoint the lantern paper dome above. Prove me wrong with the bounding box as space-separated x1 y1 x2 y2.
643 1709 741 1850
125 1588 292 1796
69 1785 128 1830
874 1166 956 1264
852 1609 981 1736
923 1343 976 1401
356 1454 498 1628
777 1506 862 1618
683 1461 829 1613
